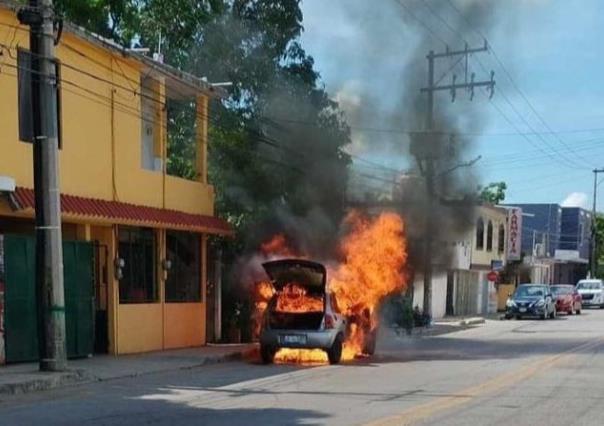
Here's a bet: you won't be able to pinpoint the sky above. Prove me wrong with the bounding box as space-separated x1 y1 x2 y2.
299 0 604 210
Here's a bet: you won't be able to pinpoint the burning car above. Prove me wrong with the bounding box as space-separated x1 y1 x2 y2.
259 258 376 364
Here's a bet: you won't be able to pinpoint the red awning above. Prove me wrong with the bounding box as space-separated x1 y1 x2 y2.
9 187 233 235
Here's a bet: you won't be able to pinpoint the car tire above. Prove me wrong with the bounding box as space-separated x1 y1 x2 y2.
540 312 547 320
549 307 556 319
516 315 522 320
327 336 343 365
260 345 277 364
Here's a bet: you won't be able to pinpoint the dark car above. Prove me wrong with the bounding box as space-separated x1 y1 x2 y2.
505 284 557 320
551 284 582 315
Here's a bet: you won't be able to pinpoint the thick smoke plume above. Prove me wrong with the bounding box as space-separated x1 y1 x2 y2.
305 0 501 269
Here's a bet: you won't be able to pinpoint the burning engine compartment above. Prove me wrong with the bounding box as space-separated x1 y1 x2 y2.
252 211 408 363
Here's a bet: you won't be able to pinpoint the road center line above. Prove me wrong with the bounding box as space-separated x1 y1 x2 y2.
365 337 604 426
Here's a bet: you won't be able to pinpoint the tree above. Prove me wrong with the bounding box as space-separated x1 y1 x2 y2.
479 182 507 205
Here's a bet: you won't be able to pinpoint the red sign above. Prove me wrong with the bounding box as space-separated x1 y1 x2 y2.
487 271 498 282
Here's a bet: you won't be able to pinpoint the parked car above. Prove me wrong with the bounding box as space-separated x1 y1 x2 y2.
505 284 557 320
259 259 348 364
551 284 582 315
576 279 604 308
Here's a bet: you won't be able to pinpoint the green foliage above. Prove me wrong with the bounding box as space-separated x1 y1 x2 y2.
166 99 197 180
479 182 507 204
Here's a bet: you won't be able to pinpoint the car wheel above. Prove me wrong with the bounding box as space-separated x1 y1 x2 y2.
540 312 547 320
515 315 522 320
549 307 556 319
260 345 277 364
327 336 343 364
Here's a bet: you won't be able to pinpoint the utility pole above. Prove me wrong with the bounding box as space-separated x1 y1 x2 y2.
418 42 495 318
18 0 67 371
591 168 604 278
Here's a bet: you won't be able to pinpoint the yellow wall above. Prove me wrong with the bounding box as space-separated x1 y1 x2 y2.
164 303 206 349
117 304 164 354
0 8 215 216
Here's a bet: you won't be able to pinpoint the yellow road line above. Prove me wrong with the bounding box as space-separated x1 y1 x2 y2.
366 338 604 426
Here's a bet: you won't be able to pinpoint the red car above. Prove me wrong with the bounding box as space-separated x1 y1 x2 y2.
551 285 582 315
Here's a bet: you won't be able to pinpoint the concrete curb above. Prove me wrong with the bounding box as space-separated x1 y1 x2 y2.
0 346 258 397
459 317 486 326
0 370 91 396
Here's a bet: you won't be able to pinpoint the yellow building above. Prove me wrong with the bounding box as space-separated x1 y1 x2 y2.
471 204 508 270
0 4 231 358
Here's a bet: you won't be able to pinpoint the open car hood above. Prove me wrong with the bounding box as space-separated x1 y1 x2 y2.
262 259 326 294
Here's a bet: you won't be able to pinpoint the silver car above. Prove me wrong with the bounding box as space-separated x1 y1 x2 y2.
259 259 348 364
576 279 604 308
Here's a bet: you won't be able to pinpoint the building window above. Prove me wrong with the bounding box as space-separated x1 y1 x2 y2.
498 224 505 253
118 227 157 303
166 231 202 303
140 76 163 172
476 218 484 250
166 98 198 180
486 221 494 251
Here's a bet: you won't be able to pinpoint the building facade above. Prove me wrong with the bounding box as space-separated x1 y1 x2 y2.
0 5 230 362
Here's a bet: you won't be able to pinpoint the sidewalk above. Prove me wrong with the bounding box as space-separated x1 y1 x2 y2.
0 343 256 396
390 315 487 338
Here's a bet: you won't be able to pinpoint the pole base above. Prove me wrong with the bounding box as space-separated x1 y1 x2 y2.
39 358 68 372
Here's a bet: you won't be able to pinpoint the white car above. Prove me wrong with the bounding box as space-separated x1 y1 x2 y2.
576 279 604 308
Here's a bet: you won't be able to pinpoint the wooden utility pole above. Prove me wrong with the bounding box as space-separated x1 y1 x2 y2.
18 0 67 371
591 168 604 278
418 42 495 318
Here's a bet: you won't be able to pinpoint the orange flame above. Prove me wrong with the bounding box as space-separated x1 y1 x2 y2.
253 211 407 364
275 283 324 313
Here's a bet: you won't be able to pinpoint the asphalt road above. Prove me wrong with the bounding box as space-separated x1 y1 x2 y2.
2 310 604 426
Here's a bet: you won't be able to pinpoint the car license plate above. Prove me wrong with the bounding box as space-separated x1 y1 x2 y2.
519 308 527 313
281 334 307 345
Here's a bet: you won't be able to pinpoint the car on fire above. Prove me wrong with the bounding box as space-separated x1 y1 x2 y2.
576 279 604 308
505 284 557 320
551 284 582 315
258 258 376 365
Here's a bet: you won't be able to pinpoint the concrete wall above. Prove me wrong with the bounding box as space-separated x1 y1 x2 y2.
412 273 448 320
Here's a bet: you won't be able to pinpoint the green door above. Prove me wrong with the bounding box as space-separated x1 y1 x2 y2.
63 241 94 358
3 235 38 363
3 235 94 363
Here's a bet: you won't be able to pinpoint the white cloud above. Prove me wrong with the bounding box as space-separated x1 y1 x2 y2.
561 192 589 208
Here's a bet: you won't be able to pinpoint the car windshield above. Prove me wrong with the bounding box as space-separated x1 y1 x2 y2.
514 286 545 298
551 286 572 295
577 282 602 290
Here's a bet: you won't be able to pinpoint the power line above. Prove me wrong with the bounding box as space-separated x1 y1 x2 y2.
441 0 592 168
